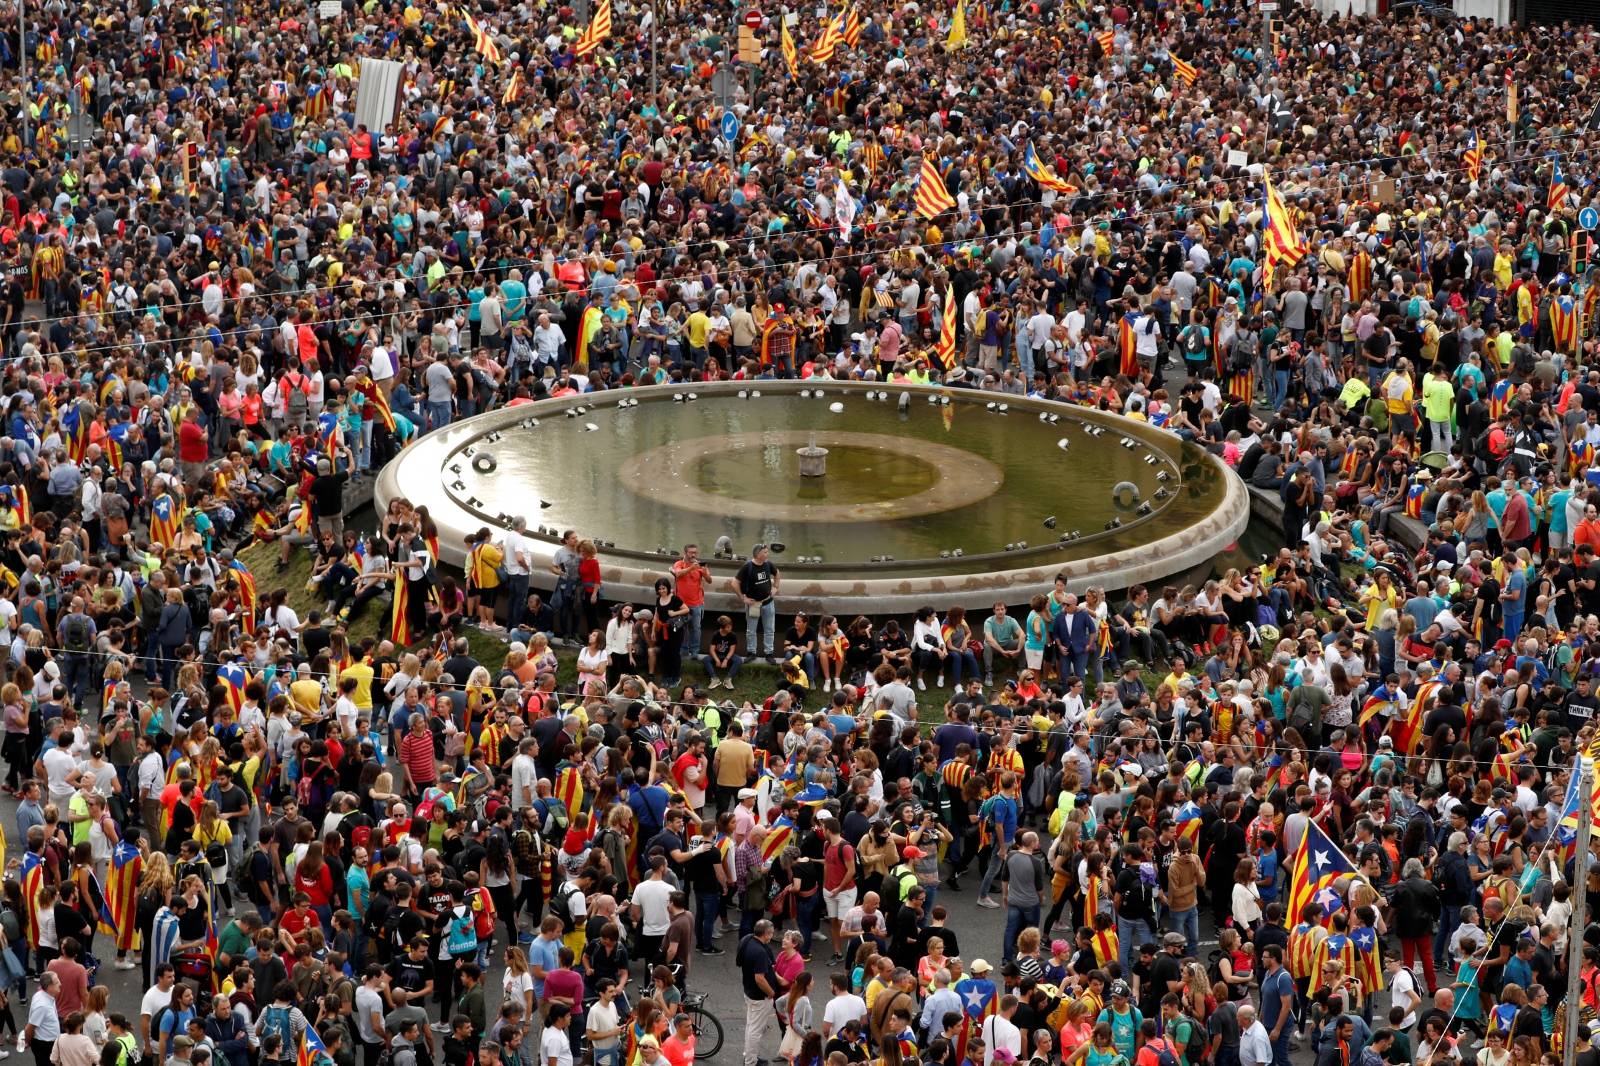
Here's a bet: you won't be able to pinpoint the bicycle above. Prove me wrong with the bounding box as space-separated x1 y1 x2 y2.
681 990 724 1062
631 965 723 1062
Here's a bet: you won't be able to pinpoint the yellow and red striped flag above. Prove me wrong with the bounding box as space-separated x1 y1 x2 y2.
502 68 523 106
464 13 503 63
913 155 955 219
574 0 612 58
1172 56 1198 86
842 5 862 46
811 12 844 63
781 18 799 76
1262 174 1308 285
935 287 958 369
1095 29 1115 54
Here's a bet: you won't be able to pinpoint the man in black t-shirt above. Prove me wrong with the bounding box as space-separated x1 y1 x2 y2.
737 920 779 1065
1566 674 1599 732
387 939 434 1008
308 458 350 539
1147 933 1186 1016
685 819 727 957
734 544 780 658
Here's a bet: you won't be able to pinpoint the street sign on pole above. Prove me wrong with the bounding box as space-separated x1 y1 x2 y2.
1581 206 1599 232
720 110 739 143
711 68 735 106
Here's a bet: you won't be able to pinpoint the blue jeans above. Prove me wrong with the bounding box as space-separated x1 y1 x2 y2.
359 420 374 470
696 888 719 948
61 653 91 710
745 601 776 656
1504 610 1524 643
701 654 744 682
1116 915 1155 975
1272 369 1290 409
949 649 980 684
1168 905 1199 957
684 605 705 657
426 400 452 431
593 1048 620 1066
1002 903 1040 963
504 573 530 631
796 890 821 957
1271 1032 1292 1066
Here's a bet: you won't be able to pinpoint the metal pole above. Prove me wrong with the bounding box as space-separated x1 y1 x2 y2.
1564 756 1593 1066
18 0 28 149
649 0 658 100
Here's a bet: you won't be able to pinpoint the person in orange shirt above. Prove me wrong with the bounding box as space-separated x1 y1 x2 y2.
660 1012 697 1066
1574 501 1600 554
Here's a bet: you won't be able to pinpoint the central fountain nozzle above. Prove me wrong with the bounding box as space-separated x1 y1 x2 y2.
797 432 829 478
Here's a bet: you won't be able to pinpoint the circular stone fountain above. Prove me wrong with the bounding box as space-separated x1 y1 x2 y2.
374 381 1249 612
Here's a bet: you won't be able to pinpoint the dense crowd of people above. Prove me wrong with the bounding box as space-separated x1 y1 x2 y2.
6 4 1600 1066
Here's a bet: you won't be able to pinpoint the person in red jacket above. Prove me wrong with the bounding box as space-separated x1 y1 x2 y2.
177 407 209 487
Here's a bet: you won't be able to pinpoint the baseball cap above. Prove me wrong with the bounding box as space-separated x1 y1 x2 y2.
970 959 993 974
1110 980 1132 997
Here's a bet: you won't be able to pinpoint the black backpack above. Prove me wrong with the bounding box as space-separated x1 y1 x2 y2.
549 877 580 934
62 614 92 654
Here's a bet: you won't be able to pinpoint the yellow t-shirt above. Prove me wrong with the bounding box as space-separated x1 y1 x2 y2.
342 661 375 712
685 311 710 349
1493 252 1513 291
1363 586 1398 631
290 678 323 716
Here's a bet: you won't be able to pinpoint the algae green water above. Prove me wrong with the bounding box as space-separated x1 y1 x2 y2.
445 389 1228 577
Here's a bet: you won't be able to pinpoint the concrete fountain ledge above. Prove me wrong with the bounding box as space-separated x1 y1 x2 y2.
374 380 1251 612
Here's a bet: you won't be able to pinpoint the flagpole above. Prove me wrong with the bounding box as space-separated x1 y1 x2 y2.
1564 756 1592 1066
18 0 28 149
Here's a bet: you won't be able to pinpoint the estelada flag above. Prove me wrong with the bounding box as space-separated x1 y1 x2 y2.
1283 819 1359 929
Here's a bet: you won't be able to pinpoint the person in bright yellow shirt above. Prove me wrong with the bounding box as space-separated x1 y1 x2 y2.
1360 570 1400 631
1422 366 1455 451
685 308 710 360
289 669 324 717
1493 247 1513 291
341 656 375 716
467 529 504 630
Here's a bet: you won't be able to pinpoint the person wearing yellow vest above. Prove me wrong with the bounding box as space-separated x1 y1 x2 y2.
1382 359 1416 440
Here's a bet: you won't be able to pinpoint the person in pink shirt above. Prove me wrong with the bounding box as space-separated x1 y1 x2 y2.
730 788 758 844
877 316 902 366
